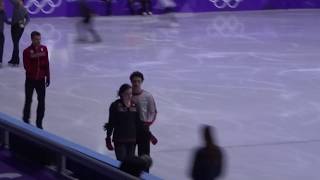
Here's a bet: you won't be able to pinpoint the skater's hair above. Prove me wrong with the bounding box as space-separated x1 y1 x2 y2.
130 71 144 82
31 31 41 39
118 83 132 97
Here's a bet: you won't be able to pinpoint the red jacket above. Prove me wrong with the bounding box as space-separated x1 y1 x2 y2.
23 44 50 80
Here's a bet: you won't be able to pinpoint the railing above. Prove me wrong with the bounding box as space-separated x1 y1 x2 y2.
0 112 161 180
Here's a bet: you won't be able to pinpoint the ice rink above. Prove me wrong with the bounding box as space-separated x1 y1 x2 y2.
1 9 320 180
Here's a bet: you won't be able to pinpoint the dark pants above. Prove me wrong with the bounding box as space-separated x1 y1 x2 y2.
104 0 112 15
10 24 24 64
22 79 46 129
114 142 135 161
141 0 152 13
137 127 151 172
137 125 151 171
0 32 4 63
137 125 151 156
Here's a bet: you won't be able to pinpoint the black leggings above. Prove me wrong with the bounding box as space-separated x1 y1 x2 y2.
10 24 24 64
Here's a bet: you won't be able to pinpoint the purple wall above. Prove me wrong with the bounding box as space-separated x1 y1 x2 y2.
4 0 320 17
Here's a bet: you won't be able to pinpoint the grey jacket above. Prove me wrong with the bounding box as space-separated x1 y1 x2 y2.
132 90 157 124
10 0 30 26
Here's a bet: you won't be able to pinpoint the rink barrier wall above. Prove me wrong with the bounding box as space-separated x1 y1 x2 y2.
4 0 320 18
0 112 162 180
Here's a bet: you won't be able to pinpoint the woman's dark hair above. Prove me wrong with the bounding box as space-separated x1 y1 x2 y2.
118 83 132 97
130 71 144 82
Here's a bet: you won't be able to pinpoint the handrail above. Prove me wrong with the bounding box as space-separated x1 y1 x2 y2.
0 112 161 180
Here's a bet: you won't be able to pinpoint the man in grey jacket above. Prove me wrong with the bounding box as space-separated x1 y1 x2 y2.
8 0 29 66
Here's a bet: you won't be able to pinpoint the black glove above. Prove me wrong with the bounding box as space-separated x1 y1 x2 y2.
105 137 114 151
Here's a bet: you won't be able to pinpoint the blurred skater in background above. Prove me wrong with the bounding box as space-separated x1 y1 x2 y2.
76 0 101 43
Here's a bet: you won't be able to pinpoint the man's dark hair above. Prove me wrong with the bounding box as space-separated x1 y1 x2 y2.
130 71 144 82
31 31 41 39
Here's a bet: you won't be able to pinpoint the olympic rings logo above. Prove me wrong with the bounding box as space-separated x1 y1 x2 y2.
209 0 243 9
206 15 245 37
21 23 62 45
24 0 62 14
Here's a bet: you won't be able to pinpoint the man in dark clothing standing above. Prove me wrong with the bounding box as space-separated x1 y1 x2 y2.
191 125 224 180
8 0 29 66
22 31 50 129
0 0 11 67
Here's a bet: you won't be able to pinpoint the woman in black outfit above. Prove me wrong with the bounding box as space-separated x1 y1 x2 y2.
104 84 140 161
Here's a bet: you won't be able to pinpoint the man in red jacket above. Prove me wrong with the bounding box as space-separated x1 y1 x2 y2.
22 31 50 129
